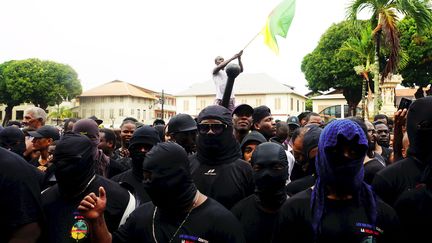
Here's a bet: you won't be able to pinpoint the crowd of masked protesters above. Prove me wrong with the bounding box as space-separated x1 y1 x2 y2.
1 96 431 243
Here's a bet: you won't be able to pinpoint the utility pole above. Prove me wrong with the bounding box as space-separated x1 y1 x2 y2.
161 89 164 120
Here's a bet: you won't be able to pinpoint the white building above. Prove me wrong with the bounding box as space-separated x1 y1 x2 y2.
175 73 307 121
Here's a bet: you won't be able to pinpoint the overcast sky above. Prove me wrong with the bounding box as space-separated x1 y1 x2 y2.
1 0 367 95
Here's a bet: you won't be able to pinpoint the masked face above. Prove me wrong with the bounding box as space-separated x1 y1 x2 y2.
142 142 197 213
172 130 197 154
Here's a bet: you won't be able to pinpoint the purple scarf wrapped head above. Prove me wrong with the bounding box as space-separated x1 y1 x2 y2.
311 119 376 239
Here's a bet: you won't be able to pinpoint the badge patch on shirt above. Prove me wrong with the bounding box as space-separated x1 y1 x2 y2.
71 213 89 241
204 169 216 176
179 234 209 243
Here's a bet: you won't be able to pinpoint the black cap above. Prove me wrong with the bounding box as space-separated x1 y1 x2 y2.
232 104 254 117
252 106 271 124
28 125 60 141
167 114 197 134
88 115 103 125
123 117 138 123
287 116 300 127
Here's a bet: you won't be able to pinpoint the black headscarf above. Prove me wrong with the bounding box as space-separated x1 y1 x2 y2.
128 126 161 180
53 133 96 197
143 142 197 213
196 105 241 165
250 142 288 209
0 126 26 157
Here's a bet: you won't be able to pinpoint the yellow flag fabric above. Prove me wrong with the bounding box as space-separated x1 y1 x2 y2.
262 0 296 54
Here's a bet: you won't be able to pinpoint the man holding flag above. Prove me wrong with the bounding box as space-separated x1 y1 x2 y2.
212 50 244 112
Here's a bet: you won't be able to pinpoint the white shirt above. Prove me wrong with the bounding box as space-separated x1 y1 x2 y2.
213 70 234 99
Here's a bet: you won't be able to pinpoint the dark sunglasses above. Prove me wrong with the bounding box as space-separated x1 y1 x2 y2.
197 123 227 135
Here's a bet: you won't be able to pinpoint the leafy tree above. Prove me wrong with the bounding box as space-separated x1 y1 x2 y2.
398 17 432 96
0 61 22 126
0 59 82 125
301 21 364 116
347 0 432 114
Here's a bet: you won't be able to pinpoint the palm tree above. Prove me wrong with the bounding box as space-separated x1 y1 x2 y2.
340 24 376 119
48 106 73 125
347 0 432 115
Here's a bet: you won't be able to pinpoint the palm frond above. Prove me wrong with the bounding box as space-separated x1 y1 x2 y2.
380 9 401 82
397 0 432 32
347 0 376 20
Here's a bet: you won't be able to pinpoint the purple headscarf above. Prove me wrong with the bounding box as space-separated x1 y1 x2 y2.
311 119 376 239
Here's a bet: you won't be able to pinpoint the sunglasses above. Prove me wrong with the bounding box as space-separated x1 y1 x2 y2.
197 123 227 135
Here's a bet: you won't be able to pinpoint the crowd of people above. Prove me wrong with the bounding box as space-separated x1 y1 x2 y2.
1 95 431 243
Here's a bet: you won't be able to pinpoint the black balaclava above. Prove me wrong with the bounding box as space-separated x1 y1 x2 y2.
128 126 160 180
240 131 267 154
251 142 288 209
143 142 197 213
53 133 96 198
406 97 432 163
301 125 322 175
0 126 26 157
196 105 241 165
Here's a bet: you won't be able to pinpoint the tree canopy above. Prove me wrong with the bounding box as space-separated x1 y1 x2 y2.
398 17 432 88
301 20 365 116
0 58 82 125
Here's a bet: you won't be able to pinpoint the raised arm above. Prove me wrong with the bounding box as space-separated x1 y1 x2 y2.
213 51 243 75
393 108 407 162
78 187 112 243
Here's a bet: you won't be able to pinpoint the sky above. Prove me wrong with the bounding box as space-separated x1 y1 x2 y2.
0 0 368 96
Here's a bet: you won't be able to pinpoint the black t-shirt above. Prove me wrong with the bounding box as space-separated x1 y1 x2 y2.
372 156 426 206
111 169 150 205
189 155 254 209
231 194 284 243
273 188 401 243
40 175 130 243
108 158 128 178
113 198 245 243
286 175 315 197
364 159 385 185
380 147 393 166
0 148 43 242
394 185 432 242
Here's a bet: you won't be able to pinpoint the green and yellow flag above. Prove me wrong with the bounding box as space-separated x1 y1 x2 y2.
262 0 296 54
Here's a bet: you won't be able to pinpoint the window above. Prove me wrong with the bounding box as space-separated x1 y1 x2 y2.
110 97 114 102
131 109 134 116
100 109 105 119
290 98 293 110
119 108 124 116
241 99 247 104
275 98 281 110
137 109 141 120
120 97 124 102
16 110 24 120
90 109 95 117
109 109 114 118
184 100 189 111
82 109 87 118
302 102 305 111
297 100 299 112
256 99 262 106
200 100 206 109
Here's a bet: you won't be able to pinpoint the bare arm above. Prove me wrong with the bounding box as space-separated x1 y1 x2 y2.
78 187 112 243
9 223 41 243
393 109 407 162
238 51 244 73
212 51 243 75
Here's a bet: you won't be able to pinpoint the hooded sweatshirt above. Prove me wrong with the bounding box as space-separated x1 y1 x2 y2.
373 96 432 206
190 105 254 209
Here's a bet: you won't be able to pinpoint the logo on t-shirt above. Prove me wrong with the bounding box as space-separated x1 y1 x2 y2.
204 169 216 176
70 214 89 241
356 222 383 242
179 234 209 243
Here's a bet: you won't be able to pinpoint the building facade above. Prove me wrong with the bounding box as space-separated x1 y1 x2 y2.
72 80 176 127
175 73 307 121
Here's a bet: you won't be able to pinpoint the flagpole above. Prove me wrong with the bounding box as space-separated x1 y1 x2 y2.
242 32 261 51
